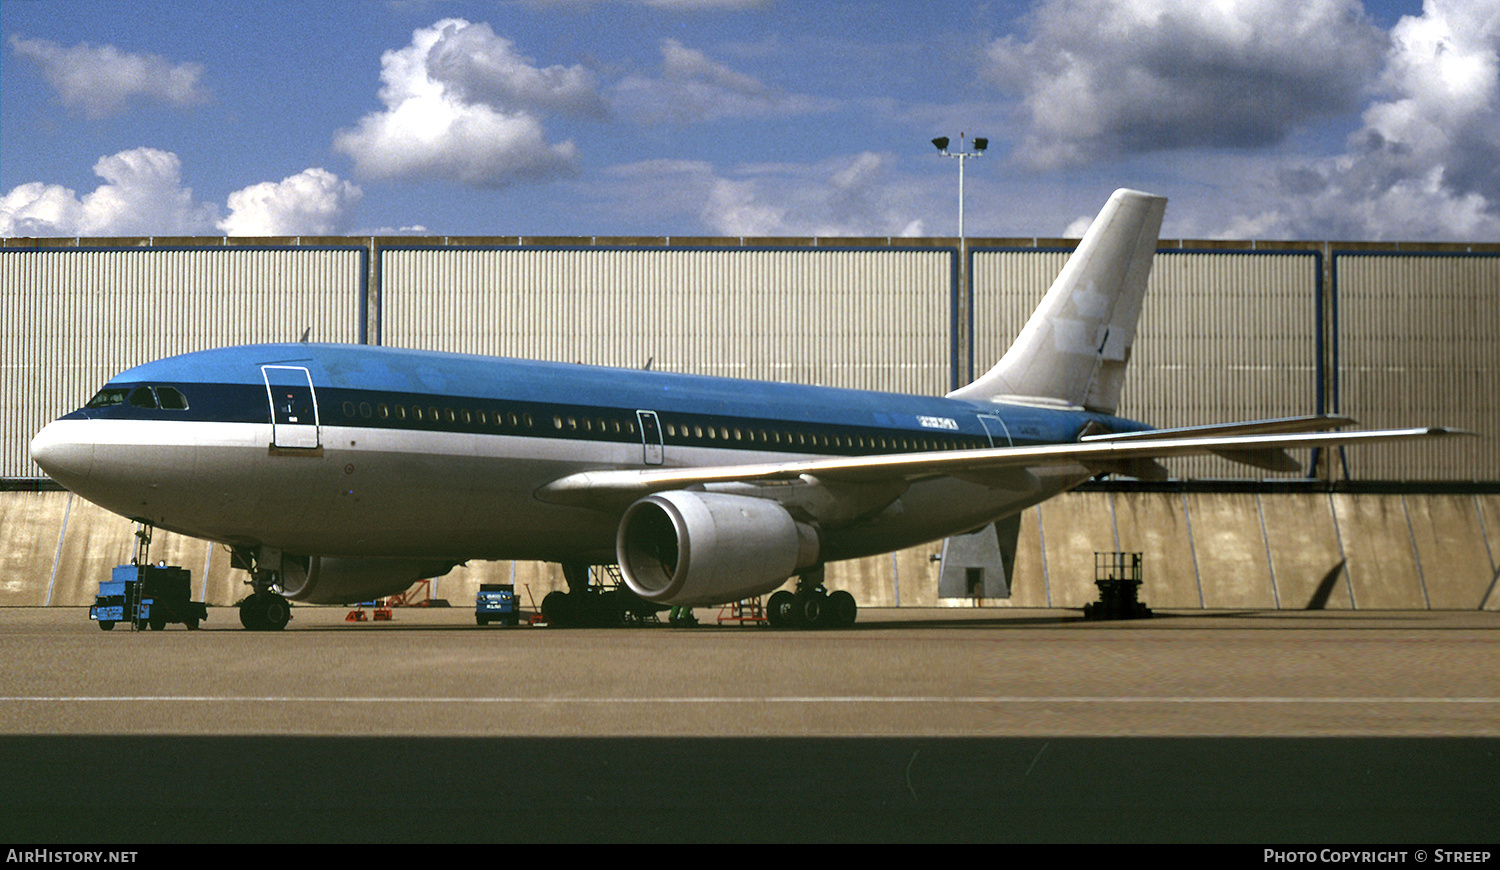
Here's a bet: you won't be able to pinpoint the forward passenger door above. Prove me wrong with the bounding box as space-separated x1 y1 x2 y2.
262 365 321 450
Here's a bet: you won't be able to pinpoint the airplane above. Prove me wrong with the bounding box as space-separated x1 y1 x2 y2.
28 189 1464 630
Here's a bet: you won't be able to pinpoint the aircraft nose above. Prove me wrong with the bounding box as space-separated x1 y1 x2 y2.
30 420 94 486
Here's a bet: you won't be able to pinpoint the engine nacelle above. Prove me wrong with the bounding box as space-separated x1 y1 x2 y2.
616 491 819 606
277 555 458 604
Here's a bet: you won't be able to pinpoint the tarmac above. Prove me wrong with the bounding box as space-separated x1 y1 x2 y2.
0 605 1496 843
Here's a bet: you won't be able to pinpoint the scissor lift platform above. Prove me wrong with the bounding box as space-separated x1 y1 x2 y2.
1084 552 1153 620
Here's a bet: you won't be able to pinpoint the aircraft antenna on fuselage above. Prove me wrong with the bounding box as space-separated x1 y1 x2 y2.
947 188 1167 415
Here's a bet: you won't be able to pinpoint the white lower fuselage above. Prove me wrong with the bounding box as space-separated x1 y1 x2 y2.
37 415 1091 565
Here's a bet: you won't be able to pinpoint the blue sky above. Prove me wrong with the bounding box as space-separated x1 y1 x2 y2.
3 0 1495 241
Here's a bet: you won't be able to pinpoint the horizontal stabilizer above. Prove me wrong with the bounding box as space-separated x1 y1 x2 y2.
1079 414 1355 443
1078 414 1358 474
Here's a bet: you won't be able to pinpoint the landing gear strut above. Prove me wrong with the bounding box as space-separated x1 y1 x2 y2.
766 568 857 629
231 548 293 631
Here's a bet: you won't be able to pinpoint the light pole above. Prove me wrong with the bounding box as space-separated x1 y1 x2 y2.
931 134 987 240
932 134 987 388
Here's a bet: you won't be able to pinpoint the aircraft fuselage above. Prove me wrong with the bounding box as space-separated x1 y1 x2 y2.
31 342 1142 565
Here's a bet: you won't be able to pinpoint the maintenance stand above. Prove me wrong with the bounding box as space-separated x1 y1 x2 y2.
1084 551 1153 620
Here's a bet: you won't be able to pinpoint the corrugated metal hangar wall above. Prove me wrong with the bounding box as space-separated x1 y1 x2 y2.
2 235 1498 611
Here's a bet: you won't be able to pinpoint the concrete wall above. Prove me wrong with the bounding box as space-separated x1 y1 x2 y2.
5 489 1495 613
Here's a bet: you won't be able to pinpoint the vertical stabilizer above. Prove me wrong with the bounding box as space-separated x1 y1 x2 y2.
948 189 1167 414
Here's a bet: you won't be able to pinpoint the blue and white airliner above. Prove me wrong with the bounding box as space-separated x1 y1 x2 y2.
29 190 1460 629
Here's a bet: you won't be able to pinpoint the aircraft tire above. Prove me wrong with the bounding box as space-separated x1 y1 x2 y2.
261 595 291 631
766 591 795 628
542 590 573 627
589 591 625 628
240 594 289 631
827 590 857 628
795 593 825 629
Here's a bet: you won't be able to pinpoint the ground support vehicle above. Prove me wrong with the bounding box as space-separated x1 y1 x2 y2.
476 584 520 626
91 564 208 630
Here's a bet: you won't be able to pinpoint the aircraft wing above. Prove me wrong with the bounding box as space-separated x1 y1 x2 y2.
536 425 1468 506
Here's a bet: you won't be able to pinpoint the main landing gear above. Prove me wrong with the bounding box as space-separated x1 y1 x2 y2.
231 547 293 631
541 563 658 628
766 569 857 630
538 564 857 630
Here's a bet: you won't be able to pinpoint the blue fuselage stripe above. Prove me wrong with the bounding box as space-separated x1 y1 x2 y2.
67 344 1150 454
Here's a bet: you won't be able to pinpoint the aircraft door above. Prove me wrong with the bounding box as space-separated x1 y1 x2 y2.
637 410 664 465
977 414 1012 448
262 365 321 449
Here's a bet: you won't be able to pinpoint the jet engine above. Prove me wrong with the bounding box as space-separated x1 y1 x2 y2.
277 555 458 604
616 490 819 606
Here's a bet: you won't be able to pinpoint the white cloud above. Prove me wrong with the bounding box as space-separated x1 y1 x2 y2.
333 19 583 187
0 183 85 237
606 153 926 237
423 20 606 118
220 169 363 236
612 38 835 124
8 35 210 119
641 0 772 8
0 150 361 238
1250 0 1500 240
984 0 1386 168
0 148 218 237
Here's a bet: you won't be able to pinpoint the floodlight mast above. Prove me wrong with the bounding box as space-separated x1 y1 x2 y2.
931 133 987 239
932 133 988 386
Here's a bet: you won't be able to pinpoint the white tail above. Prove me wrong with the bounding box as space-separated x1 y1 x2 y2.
948 188 1167 414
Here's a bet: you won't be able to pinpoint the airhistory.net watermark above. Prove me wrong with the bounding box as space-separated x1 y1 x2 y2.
5 852 137 863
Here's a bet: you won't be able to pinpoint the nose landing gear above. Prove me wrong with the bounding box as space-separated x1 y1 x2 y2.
231 547 294 631
238 589 292 631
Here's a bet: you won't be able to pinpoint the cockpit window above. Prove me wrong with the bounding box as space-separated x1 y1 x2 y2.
155 387 189 410
127 386 159 409
84 388 129 409
83 385 190 411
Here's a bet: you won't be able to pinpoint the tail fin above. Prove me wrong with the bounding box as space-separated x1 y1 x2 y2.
948 188 1167 414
